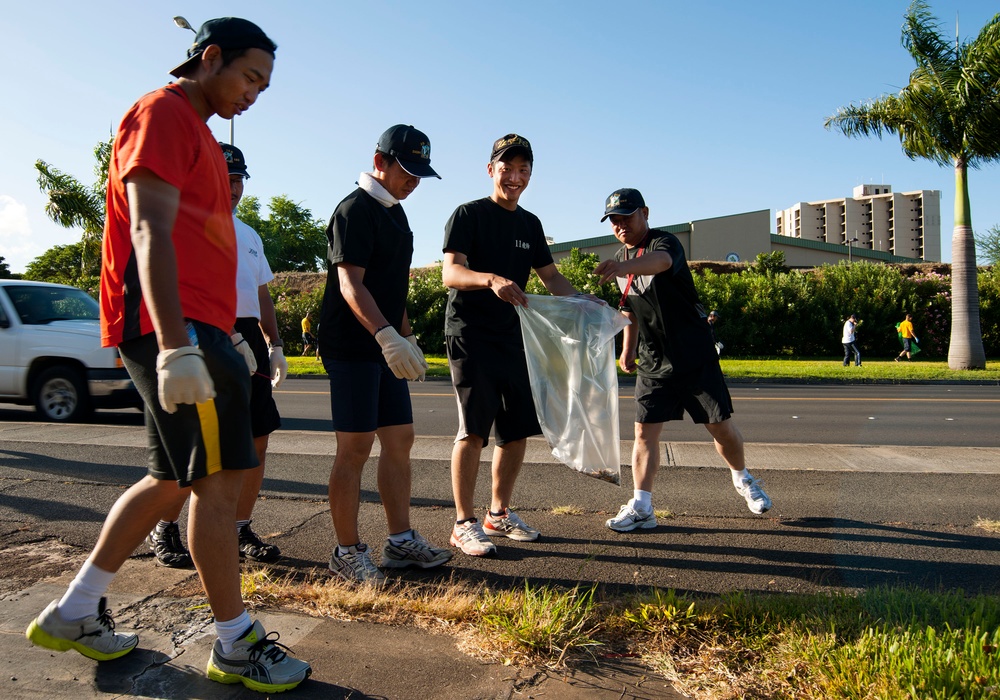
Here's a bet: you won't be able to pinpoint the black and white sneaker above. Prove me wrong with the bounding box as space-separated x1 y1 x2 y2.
147 522 193 568
238 522 281 562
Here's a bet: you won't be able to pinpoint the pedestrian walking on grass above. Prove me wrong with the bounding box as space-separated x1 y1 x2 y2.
895 313 919 361
594 188 772 534
842 313 861 367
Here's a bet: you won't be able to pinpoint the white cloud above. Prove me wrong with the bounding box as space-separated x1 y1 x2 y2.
0 195 35 271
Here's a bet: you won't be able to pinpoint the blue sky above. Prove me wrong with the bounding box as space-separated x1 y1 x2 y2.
3 1 1000 274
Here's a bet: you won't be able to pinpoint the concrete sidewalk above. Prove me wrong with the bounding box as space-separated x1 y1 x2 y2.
3 421 999 474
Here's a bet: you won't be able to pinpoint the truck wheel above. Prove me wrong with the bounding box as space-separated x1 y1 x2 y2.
33 366 93 422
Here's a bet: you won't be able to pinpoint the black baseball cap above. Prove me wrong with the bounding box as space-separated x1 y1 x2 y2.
602 188 646 221
491 133 532 164
219 142 249 178
376 125 441 179
169 17 277 78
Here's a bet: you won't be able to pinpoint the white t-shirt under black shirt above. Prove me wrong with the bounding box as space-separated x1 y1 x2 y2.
234 215 274 320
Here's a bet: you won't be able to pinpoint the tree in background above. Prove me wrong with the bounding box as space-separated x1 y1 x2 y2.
975 224 1000 266
825 1 1000 370
0 256 13 279
525 248 619 306
23 242 88 283
237 195 327 273
34 137 111 280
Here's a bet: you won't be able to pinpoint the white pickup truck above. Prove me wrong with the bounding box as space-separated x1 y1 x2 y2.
0 279 140 421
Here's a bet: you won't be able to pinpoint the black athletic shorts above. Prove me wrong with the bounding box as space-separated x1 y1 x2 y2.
634 361 734 425
446 335 541 446
118 321 258 487
323 358 412 432
234 317 282 438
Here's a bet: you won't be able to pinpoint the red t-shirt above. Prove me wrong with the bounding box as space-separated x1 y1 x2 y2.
100 84 237 347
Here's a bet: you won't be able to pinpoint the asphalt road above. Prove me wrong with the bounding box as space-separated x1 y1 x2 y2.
4 378 995 447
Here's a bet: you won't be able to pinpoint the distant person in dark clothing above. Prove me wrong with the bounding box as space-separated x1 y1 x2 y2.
707 310 723 355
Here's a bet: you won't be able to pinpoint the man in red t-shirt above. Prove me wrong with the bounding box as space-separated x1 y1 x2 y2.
24 17 310 693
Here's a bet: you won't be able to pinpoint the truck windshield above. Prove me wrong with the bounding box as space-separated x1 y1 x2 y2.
3 285 100 325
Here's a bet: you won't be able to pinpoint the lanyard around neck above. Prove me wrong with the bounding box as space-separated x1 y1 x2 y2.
617 245 645 310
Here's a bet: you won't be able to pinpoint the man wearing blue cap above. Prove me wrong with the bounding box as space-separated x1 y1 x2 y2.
595 188 772 532
24 17 311 693
319 125 451 583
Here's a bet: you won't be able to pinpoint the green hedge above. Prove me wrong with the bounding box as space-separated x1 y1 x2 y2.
271 257 1000 359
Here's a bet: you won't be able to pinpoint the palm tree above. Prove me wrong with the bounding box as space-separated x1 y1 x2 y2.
825 1 1000 370
34 137 112 277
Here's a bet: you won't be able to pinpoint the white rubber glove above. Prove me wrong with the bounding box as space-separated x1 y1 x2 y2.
404 333 428 382
230 333 257 375
156 346 216 413
269 345 288 389
375 326 423 380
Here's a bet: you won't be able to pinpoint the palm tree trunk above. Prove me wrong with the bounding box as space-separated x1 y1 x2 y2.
948 158 986 369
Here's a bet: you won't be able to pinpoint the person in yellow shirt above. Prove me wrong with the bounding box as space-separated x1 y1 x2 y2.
895 313 919 361
301 312 318 358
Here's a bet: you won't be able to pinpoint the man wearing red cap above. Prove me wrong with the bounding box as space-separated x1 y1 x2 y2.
24 17 310 693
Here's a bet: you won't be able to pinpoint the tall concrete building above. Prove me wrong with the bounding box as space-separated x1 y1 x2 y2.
775 185 941 261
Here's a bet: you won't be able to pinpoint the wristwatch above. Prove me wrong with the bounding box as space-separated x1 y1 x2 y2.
269 339 283 348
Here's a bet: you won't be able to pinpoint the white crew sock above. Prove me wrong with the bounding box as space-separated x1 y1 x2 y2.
215 610 252 655
58 559 116 621
732 468 751 486
630 490 652 513
388 529 415 545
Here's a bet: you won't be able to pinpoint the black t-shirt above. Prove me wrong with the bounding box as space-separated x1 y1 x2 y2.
319 188 413 362
616 230 716 377
443 197 553 340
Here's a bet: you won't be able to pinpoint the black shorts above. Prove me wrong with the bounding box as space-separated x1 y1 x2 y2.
902 338 912 351
118 322 258 487
323 358 412 432
446 335 541 446
635 361 734 425
234 317 281 438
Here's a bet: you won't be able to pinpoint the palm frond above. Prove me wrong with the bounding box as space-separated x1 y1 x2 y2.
35 159 105 235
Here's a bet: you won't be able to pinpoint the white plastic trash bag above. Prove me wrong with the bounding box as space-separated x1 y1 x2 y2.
516 295 630 483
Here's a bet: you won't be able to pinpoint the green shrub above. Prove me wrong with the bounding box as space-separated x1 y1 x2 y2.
270 283 324 355
407 266 449 354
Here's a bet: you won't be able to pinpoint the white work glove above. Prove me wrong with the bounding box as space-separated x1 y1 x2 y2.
374 326 424 380
156 346 216 413
230 333 257 375
269 345 288 389
404 333 427 382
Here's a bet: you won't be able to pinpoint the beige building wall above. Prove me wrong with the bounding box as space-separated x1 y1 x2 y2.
550 203 927 268
775 185 941 261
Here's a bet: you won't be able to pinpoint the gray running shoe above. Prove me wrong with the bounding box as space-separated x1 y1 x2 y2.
25 597 138 661
381 530 452 569
483 508 540 541
736 475 772 514
328 543 385 584
605 503 658 532
206 620 311 692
